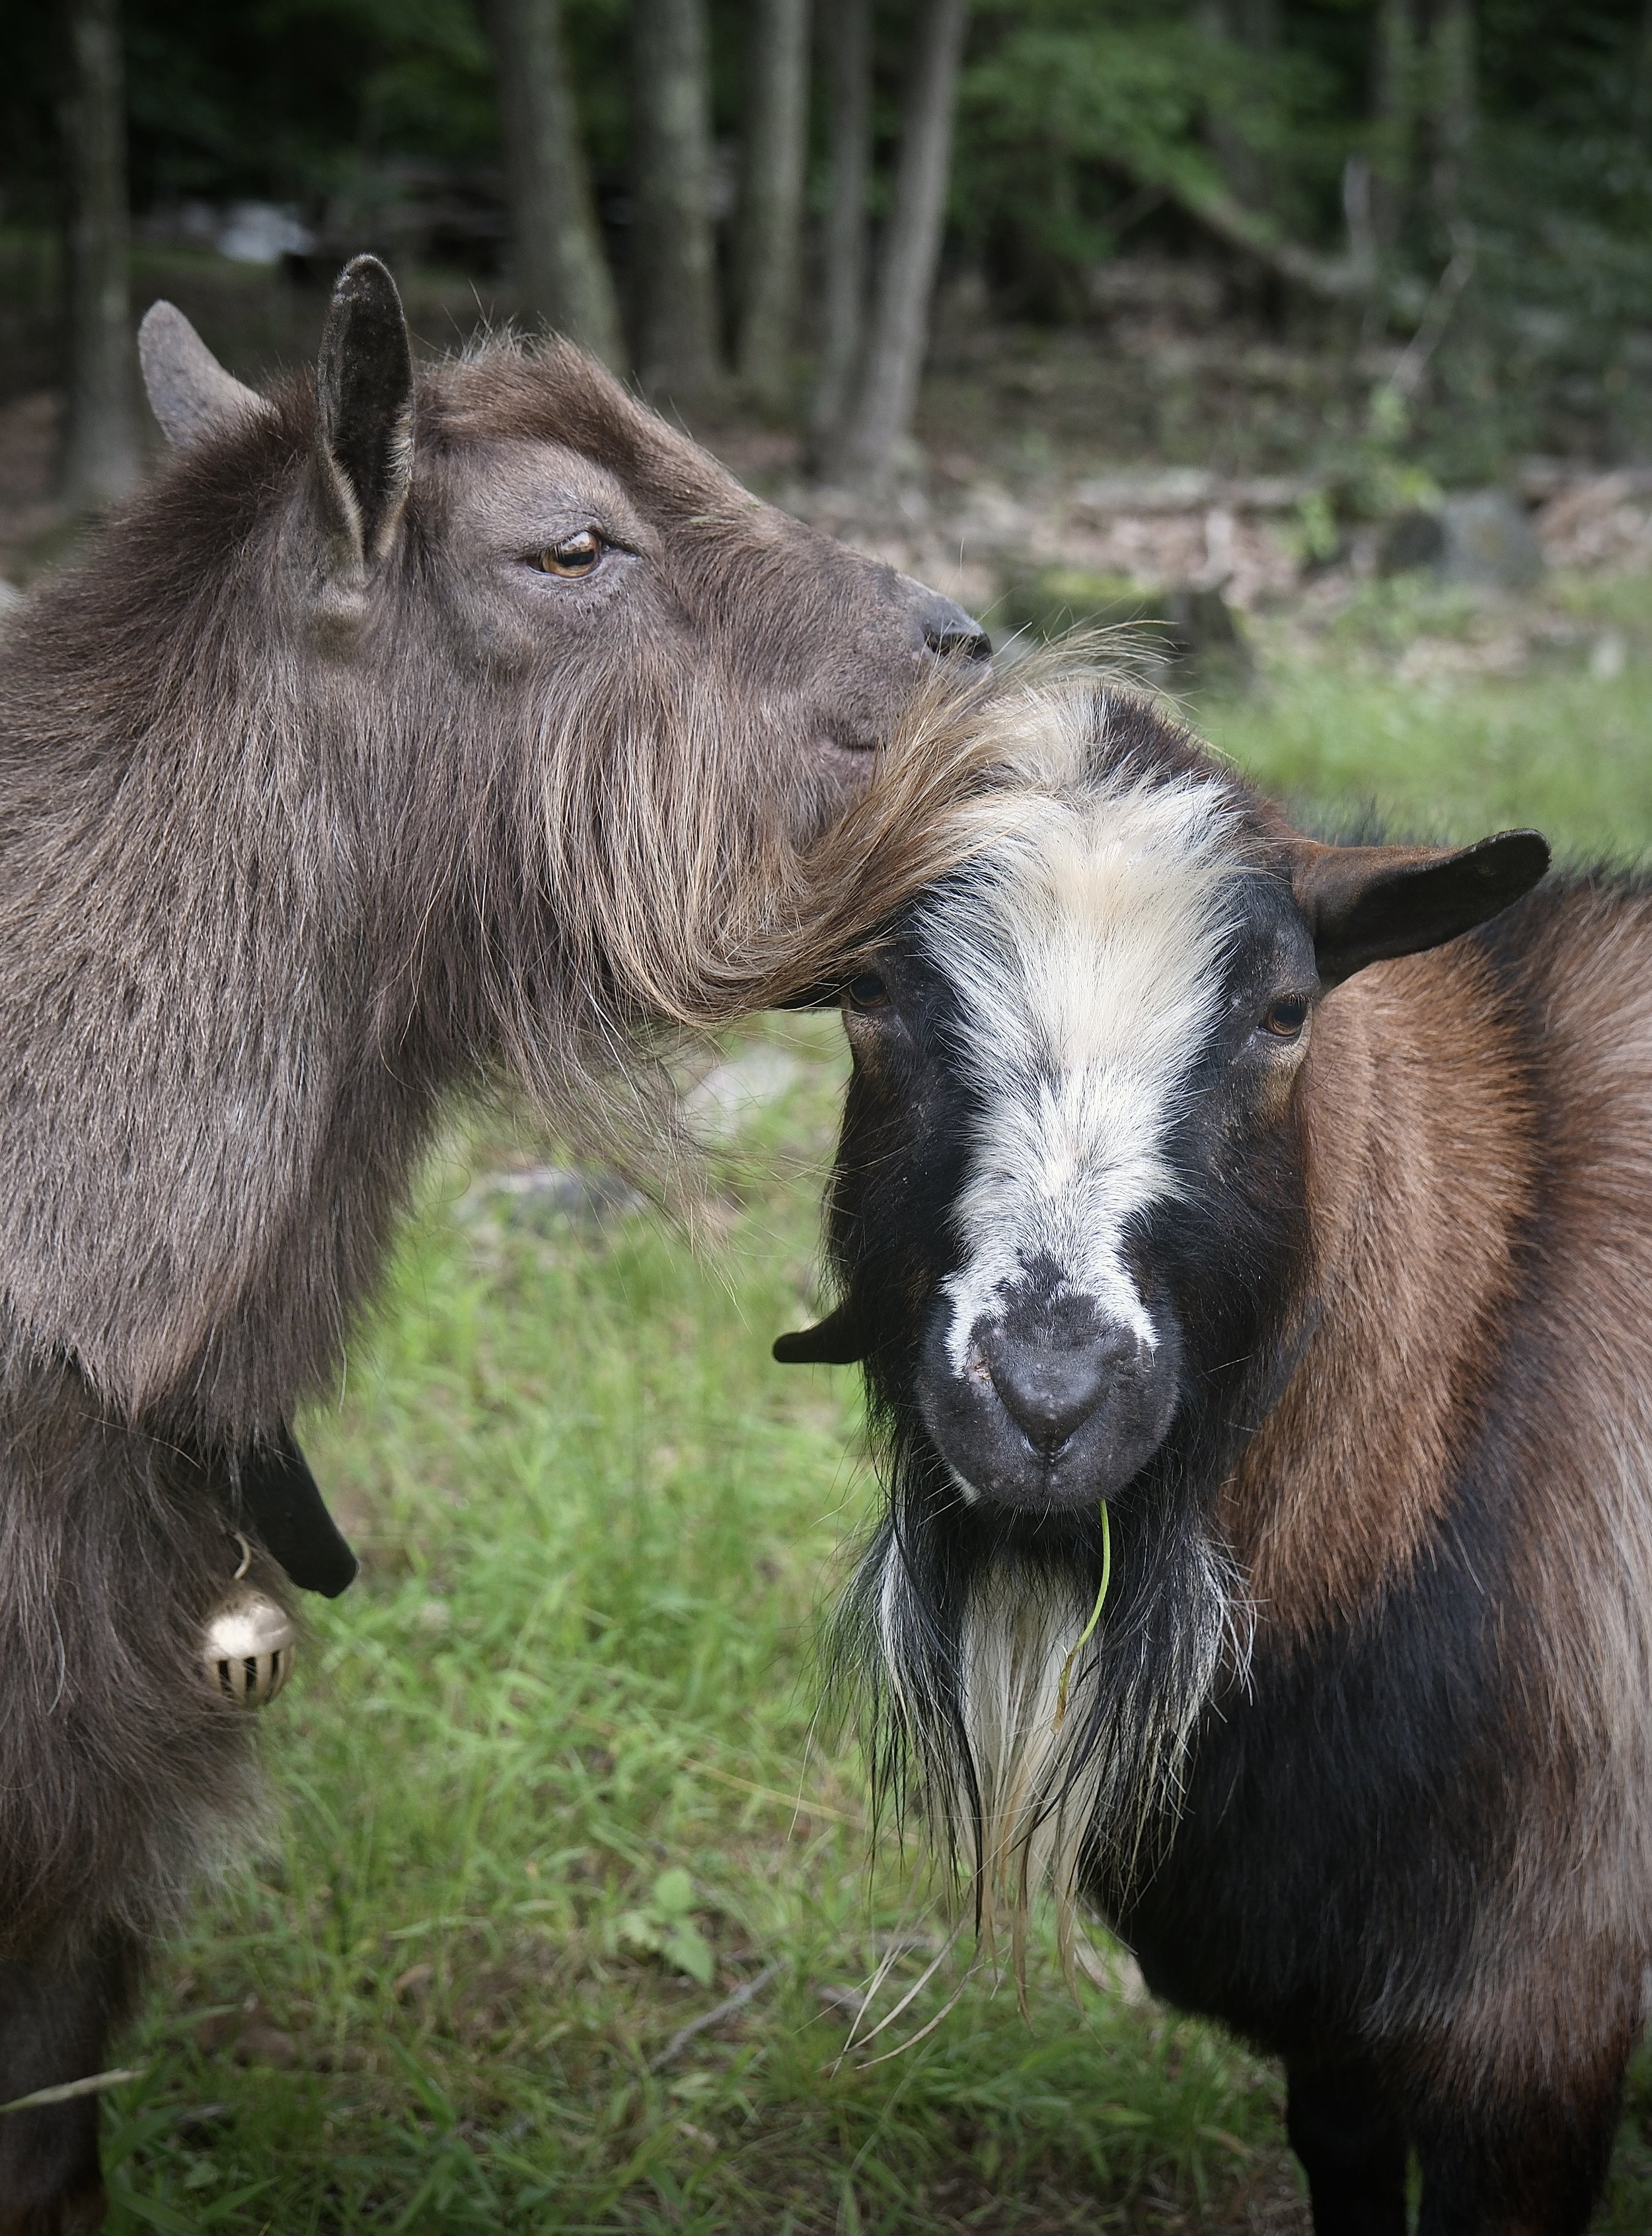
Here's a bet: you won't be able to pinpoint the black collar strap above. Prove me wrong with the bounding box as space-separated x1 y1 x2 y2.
232 1427 359 1597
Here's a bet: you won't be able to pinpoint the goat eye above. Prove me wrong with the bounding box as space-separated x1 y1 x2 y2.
535 531 603 578
1261 996 1308 1040
846 973 889 1013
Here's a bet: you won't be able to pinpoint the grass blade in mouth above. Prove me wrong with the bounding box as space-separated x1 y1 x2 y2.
1053 1500 1111 1733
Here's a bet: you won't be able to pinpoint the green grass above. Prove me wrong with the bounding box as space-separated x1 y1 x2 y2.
1203 571 1652 861
103 1046 1289 2233
104 572 1652 2231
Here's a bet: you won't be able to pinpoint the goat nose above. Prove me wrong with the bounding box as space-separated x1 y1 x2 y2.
983 1328 1127 1456
919 593 993 663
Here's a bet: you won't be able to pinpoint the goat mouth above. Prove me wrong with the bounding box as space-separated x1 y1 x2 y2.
916 1295 1182 1514
917 1362 1178 1514
940 1452 1124 1516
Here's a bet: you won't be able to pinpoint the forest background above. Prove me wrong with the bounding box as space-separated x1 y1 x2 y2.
7 0 1652 512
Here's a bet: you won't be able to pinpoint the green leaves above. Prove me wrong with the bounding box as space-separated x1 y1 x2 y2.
616 1867 718 1988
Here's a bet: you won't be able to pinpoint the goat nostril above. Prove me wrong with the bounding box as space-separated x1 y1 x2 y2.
917 593 993 665
924 622 993 663
983 1331 1117 1458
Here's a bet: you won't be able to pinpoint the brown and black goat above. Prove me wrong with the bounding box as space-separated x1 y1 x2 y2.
0 255 989 2227
775 676 1652 2231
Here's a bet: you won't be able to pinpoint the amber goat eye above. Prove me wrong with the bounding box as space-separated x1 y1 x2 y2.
1262 996 1308 1039
846 973 889 1013
536 531 603 578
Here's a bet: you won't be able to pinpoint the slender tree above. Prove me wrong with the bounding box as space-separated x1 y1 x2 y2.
59 0 138 506
484 0 625 370
630 0 722 403
826 0 969 492
1635 0 1652 137
734 0 811 408
1370 0 1418 258
809 0 871 459
1195 0 1275 214
1425 0 1476 242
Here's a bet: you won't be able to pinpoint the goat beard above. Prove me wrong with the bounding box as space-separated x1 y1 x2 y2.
522 667 1001 1020
838 1438 1248 1980
436 661 1014 1201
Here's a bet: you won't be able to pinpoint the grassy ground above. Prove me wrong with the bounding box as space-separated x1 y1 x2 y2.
1202 572 1652 863
104 575 1652 2233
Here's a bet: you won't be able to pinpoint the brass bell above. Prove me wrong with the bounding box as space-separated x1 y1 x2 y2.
202 1562 297 1709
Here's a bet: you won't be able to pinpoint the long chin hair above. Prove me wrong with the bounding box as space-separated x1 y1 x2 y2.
454 660 1025 1184
837 1434 1248 1982
476 662 1173 1156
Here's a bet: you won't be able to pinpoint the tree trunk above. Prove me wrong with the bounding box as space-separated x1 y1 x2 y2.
1195 0 1273 214
733 0 811 409
1370 0 1417 258
630 0 723 404
59 0 138 507
484 0 625 371
826 0 969 492
809 0 871 457
1424 0 1476 244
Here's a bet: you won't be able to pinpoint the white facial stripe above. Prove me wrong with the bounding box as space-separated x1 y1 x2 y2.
920 754 1240 1370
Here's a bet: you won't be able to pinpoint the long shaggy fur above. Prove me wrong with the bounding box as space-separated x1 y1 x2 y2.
0 1370 268 1953
821 683 1261 1965
0 326 1004 1969
841 1423 1243 1984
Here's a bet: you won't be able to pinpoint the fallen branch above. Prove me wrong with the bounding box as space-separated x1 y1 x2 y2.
1382 233 1477 406
1070 468 1322 517
648 1960 781 2072
1154 172 1375 303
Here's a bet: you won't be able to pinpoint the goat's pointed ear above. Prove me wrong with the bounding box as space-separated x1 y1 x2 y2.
1295 829 1550 987
772 1304 866 1365
315 256 414 574
139 302 270 445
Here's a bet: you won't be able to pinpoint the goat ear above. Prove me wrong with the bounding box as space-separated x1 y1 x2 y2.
772 1304 866 1365
1295 829 1550 987
139 302 270 445
315 256 414 573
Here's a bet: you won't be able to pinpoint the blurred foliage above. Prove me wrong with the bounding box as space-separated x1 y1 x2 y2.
4 0 1652 468
956 5 1344 306
949 3 1652 466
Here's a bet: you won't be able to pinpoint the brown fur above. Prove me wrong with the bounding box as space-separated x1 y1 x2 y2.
1215 895 1652 2129
0 272 1003 2219
1222 942 1539 1637
1 329 988 1436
